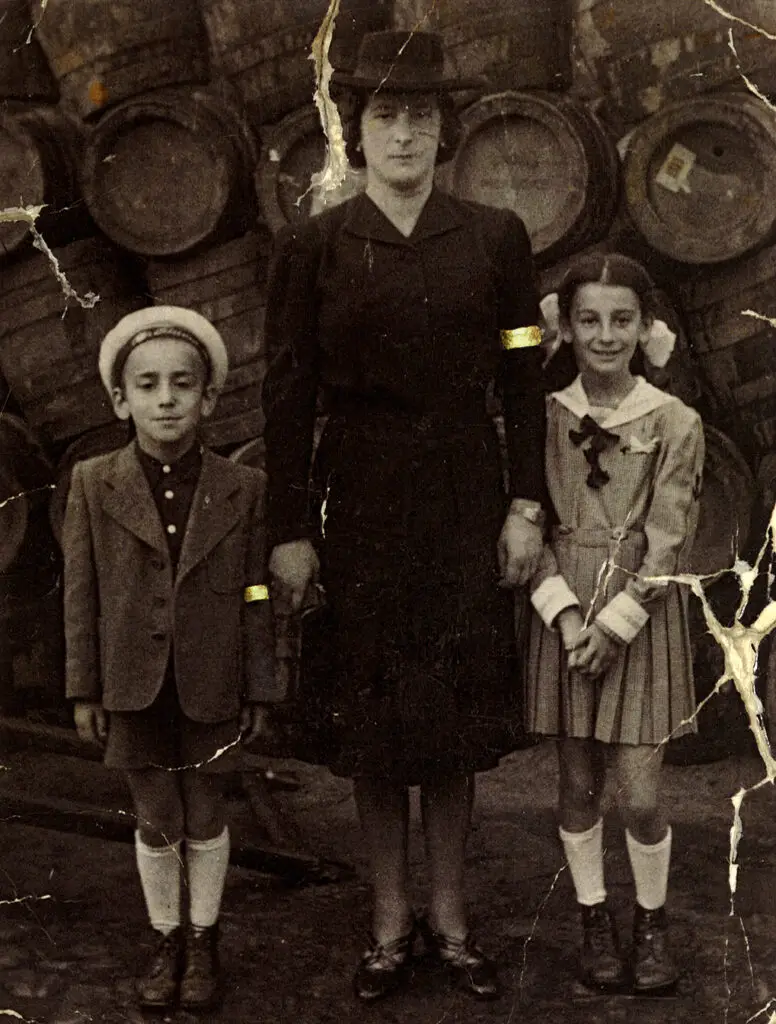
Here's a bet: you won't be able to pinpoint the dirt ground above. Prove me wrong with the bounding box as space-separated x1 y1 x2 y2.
1 734 776 1024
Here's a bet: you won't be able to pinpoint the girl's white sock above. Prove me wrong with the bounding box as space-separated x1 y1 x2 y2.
186 826 230 930
626 826 672 910
135 832 182 935
559 819 607 906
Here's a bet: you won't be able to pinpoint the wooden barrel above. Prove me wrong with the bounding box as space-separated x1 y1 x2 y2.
146 231 271 448
48 422 131 546
0 237 146 444
419 0 572 92
442 91 620 266
0 415 52 573
578 0 776 135
80 86 257 257
198 0 392 126
623 92 776 266
256 108 366 234
30 0 209 120
677 239 776 457
0 105 87 257
688 426 755 577
0 1 58 101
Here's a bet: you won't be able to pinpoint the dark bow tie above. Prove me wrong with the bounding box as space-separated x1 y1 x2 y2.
569 415 620 489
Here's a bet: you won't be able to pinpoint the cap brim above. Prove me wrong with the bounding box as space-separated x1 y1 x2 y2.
331 71 485 92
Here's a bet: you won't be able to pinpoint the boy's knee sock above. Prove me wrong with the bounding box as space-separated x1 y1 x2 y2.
559 819 607 907
626 826 672 910
186 826 230 930
135 833 182 935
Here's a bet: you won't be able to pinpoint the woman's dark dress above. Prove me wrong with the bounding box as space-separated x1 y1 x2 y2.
263 188 546 784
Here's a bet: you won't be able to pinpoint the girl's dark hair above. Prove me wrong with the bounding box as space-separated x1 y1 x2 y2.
335 87 462 168
556 252 659 323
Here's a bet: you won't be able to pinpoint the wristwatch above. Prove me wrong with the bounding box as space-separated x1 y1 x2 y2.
509 499 545 527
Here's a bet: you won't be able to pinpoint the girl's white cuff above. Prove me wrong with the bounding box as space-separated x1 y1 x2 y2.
531 575 580 629
596 591 650 644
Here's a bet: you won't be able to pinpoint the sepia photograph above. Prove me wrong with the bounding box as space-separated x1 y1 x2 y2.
1 1 776 1021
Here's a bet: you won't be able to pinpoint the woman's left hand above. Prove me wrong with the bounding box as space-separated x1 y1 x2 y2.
568 624 620 679
497 513 544 587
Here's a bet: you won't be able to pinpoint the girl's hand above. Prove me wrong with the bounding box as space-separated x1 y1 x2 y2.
74 701 108 746
269 540 320 612
240 704 275 745
556 608 585 652
497 514 544 588
568 624 620 679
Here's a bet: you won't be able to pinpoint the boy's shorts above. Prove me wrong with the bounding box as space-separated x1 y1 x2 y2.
103 668 242 773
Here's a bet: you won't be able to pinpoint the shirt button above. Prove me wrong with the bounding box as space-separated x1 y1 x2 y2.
166 524 177 535
162 465 171 474
164 490 174 500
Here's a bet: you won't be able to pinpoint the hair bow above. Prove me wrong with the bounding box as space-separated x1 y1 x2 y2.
540 291 677 369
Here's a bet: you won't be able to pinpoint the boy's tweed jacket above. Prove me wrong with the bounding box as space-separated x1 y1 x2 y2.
63 444 280 721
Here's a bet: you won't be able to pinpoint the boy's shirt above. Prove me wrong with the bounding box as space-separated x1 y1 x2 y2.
136 442 202 570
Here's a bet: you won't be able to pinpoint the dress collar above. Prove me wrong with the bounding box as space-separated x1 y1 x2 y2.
551 376 676 429
342 187 466 244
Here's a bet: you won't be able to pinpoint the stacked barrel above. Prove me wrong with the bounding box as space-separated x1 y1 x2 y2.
0 0 773 754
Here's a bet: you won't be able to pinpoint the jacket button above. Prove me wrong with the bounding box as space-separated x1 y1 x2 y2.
153 596 166 608
150 631 166 642
151 558 165 571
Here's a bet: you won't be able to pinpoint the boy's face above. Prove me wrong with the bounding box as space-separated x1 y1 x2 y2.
111 338 217 459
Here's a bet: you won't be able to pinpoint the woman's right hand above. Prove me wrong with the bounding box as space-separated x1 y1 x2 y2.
269 539 321 612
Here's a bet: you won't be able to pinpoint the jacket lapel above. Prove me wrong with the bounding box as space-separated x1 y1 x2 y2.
99 445 167 554
176 451 241 583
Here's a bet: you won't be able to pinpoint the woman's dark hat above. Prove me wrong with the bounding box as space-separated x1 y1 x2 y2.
332 30 484 92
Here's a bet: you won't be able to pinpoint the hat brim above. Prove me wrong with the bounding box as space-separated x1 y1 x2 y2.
331 70 485 92
99 305 229 394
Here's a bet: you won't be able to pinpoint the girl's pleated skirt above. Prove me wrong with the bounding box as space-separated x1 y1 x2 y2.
525 528 697 745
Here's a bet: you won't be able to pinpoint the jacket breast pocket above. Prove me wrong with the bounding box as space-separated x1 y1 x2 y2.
206 535 247 594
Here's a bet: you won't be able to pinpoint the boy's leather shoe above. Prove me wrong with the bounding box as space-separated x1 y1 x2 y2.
179 924 222 1011
137 927 183 1008
632 905 679 992
579 903 627 990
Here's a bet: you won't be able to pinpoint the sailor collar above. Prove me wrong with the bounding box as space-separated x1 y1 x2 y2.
551 376 676 430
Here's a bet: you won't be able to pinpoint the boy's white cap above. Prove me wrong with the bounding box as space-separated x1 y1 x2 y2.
99 306 229 393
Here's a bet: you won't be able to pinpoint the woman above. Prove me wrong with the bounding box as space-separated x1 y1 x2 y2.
263 30 547 1002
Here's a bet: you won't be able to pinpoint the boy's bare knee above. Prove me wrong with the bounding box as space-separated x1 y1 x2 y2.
181 773 226 840
126 770 185 843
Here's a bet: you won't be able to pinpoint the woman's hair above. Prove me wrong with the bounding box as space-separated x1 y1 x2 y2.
556 252 659 323
335 87 462 167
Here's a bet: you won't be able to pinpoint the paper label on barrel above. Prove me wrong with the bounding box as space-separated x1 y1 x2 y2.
655 143 696 194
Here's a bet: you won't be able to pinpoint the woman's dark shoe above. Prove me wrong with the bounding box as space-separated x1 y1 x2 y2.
419 919 501 1000
137 927 183 1009
353 922 418 1002
579 903 628 990
179 924 222 1011
632 905 679 992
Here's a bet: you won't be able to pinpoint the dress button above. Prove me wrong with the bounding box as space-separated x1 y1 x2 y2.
166 524 177 535
164 490 174 500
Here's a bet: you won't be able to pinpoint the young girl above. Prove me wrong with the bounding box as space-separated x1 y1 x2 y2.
526 253 704 993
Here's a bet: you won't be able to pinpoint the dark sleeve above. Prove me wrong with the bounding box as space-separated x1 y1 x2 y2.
494 211 550 506
62 462 101 702
241 470 284 703
261 224 322 548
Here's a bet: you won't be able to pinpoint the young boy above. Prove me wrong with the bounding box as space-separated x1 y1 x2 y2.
63 306 280 1011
